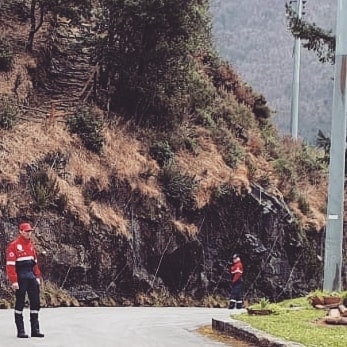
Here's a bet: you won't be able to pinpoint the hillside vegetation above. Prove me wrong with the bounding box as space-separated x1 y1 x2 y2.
0 0 329 307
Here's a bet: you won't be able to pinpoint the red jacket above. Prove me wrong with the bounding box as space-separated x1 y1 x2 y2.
229 260 243 284
6 235 41 284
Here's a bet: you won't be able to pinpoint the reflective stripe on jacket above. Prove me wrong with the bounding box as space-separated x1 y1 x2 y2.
6 235 41 283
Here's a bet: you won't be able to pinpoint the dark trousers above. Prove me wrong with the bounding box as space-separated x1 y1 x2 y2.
229 280 243 309
15 278 40 312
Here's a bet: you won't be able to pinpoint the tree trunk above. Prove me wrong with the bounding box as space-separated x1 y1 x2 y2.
26 0 44 52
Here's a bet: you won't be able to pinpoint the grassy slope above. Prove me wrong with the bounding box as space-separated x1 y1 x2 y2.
233 297 347 347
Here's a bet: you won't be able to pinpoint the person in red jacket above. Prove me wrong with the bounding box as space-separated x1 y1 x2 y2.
6 222 44 338
228 253 244 309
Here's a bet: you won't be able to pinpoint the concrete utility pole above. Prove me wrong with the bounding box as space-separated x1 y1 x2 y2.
323 0 347 292
290 0 304 139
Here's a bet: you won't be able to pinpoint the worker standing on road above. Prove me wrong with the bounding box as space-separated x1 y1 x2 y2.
228 253 244 309
6 222 44 338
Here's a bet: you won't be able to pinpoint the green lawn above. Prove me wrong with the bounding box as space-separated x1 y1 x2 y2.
231 298 347 347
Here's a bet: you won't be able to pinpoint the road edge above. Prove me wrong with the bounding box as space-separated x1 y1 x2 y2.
212 317 305 347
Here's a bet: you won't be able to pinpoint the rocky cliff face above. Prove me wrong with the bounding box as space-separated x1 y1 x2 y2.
0 179 323 306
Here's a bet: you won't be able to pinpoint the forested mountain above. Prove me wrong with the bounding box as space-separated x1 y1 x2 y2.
211 0 336 143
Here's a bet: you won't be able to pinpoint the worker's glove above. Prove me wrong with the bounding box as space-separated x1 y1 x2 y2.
11 282 19 290
36 278 41 285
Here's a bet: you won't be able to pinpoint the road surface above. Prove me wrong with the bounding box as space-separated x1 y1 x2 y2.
0 306 246 347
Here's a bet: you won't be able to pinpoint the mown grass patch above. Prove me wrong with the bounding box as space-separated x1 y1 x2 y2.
232 297 347 347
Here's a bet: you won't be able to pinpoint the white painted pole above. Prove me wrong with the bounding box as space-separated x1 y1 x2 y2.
290 0 303 139
323 0 347 292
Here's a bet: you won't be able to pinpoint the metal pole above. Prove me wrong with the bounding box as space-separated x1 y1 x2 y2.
323 0 347 292
290 0 303 139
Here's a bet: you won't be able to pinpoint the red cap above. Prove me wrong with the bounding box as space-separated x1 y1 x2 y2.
19 223 34 232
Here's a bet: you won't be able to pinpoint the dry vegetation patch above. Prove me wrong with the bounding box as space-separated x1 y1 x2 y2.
103 126 161 199
171 219 198 238
0 122 74 183
197 325 255 347
89 201 129 236
54 176 90 225
175 128 250 208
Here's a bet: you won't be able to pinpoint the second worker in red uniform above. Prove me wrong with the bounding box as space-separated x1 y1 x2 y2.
228 253 244 309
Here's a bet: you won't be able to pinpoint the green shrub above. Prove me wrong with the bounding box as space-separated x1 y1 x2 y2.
67 107 104 154
0 38 14 72
298 194 310 214
188 68 216 111
294 144 327 184
149 141 175 167
341 291 347 307
212 100 256 131
55 193 68 214
211 184 236 200
257 174 270 188
168 126 199 155
29 170 60 211
223 140 244 169
273 158 295 181
284 187 298 203
212 128 244 169
260 124 280 158
160 165 198 212
0 99 18 129
195 108 216 128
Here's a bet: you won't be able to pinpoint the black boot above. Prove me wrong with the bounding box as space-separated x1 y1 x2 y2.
228 300 236 309
15 313 28 338
30 313 45 338
236 301 243 309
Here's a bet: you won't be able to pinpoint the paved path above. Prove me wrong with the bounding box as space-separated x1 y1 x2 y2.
0 307 246 347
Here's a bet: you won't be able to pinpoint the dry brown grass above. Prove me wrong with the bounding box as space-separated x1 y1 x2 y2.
0 122 74 184
197 325 255 347
288 180 327 231
0 193 8 207
0 113 327 233
278 137 327 230
89 201 129 236
67 147 110 189
0 54 34 103
171 219 198 238
54 175 91 225
102 126 161 199
0 114 165 227
175 127 251 208
41 280 80 308
245 129 266 156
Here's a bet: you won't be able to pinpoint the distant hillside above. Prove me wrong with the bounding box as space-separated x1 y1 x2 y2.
210 0 336 143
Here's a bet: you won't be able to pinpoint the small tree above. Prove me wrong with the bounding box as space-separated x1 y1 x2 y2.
26 0 44 52
67 106 104 154
285 2 335 64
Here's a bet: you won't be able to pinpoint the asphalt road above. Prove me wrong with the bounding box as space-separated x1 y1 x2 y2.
0 307 246 347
